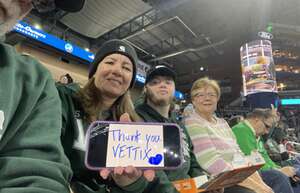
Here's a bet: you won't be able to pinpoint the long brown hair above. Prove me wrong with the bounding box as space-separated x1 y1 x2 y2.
77 77 140 122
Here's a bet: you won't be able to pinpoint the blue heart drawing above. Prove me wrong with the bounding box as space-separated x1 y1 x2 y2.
148 154 163 165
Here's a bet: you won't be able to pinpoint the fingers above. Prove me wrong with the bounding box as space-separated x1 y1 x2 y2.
143 170 155 182
292 175 300 182
124 166 138 175
100 167 154 182
124 166 142 178
99 168 111 179
114 167 125 175
270 104 277 113
119 113 131 122
270 104 279 119
124 166 134 174
113 166 142 178
270 104 275 110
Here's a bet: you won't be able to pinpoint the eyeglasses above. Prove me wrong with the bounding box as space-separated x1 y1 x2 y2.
193 92 218 99
262 120 272 131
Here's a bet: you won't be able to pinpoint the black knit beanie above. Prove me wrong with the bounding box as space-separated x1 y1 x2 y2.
55 0 85 12
89 39 138 88
33 0 85 13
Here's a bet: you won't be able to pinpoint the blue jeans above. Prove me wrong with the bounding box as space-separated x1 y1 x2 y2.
259 169 294 193
292 185 300 193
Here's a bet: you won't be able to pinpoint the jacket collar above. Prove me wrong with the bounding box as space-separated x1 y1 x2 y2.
136 102 177 123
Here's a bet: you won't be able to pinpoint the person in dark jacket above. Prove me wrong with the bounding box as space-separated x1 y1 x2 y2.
57 39 158 193
0 0 86 192
135 65 256 193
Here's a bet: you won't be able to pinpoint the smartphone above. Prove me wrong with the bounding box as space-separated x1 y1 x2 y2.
85 121 183 170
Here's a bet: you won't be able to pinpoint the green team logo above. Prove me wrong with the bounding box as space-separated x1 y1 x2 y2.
73 118 86 151
258 140 265 153
119 45 126 52
0 110 4 140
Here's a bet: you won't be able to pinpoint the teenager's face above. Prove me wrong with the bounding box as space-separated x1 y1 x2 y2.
145 76 175 106
0 0 32 36
94 53 133 98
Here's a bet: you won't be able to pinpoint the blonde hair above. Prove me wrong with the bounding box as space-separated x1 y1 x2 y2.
246 108 275 120
246 108 278 127
190 77 221 99
77 78 140 122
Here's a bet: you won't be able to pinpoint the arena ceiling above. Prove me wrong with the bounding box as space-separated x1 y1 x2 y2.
18 0 300 103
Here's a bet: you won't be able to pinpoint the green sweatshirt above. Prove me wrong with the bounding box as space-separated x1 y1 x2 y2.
0 43 72 192
135 103 205 193
232 120 280 170
57 84 153 193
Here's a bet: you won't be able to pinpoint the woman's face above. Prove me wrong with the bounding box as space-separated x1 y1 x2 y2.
192 86 218 116
93 53 133 98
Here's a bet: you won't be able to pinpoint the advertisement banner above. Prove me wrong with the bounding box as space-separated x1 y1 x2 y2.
13 21 95 62
13 21 183 97
240 40 277 96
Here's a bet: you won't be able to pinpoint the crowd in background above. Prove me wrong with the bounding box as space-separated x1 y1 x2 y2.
3 1 300 193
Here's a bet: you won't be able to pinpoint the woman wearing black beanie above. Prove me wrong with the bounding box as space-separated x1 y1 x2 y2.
57 39 155 193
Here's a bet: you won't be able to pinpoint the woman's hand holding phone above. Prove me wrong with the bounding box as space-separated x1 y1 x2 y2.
99 113 155 186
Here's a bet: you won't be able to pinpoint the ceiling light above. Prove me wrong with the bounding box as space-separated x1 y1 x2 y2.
279 83 286 88
33 23 42 30
200 67 205 71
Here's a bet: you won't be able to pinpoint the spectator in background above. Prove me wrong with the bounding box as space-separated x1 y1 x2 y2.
59 73 74 84
183 103 194 119
0 0 88 192
232 108 300 192
184 77 275 193
264 123 289 165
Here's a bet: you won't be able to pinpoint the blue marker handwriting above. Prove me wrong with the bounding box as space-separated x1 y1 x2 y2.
110 129 161 161
112 144 152 160
111 129 141 143
145 134 160 149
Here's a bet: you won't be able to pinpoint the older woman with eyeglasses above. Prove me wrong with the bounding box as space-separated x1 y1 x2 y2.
184 77 277 193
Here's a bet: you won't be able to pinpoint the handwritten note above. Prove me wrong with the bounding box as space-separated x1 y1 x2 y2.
106 123 164 167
